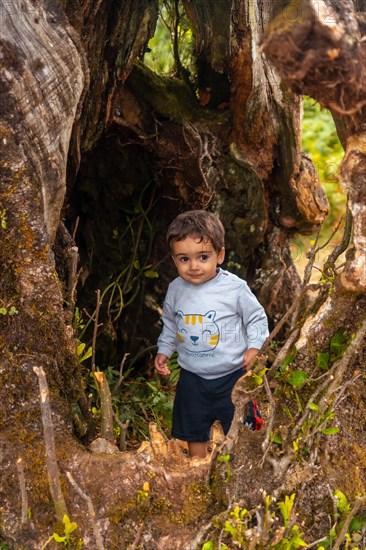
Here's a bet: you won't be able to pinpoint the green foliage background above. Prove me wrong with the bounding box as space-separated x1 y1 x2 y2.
293 97 346 279
302 97 345 227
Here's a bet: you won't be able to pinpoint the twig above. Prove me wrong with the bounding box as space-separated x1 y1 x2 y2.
113 414 130 451
303 226 322 286
112 353 129 396
129 523 144 550
188 521 214 550
260 375 276 466
67 246 79 312
260 286 307 353
94 371 114 442
66 471 104 550
71 216 80 242
16 458 28 524
91 289 102 372
303 220 343 286
333 495 366 550
323 204 352 276
33 366 68 522
291 371 334 439
306 536 328 549
266 328 300 380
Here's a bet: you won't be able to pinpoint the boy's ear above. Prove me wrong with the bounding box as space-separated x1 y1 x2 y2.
171 253 178 266
217 247 225 265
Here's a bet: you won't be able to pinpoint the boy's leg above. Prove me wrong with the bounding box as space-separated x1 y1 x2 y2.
188 441 208 458
172 370 212 456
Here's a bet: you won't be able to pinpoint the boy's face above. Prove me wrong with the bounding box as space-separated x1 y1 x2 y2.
171 236 225 285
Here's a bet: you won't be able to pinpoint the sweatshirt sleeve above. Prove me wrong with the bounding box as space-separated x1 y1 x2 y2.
237 281 269 350
157 285 177 358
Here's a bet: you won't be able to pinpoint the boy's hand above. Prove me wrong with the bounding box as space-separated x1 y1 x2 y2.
155 353 171 375
243 348 259 369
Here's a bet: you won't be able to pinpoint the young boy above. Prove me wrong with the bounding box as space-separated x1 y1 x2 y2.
155 210 269 458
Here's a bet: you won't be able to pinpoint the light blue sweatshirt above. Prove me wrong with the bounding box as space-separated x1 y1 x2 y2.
157 268 269 379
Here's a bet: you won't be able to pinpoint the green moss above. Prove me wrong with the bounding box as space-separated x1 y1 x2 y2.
128 62 206 123
181 482 213 524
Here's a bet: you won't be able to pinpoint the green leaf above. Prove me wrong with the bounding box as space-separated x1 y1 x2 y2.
321 426 340 435
287 524 308 547
144 269 159 278
217 454 230 464
77 342 86 356
201 542 214 550
316 351 330 371
334 489 350 514
0 308 7 315
278 493 295 528
330 328 347 359
252 372 263 385
349 514 366 532
280 346 297 370
224 521 236 537
309 402 319 411
63 514 77 535
53 533 66 542
287 370 308 387
271 433 283 444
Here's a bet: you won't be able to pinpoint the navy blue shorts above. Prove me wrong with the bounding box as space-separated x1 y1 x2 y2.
172 368 244 442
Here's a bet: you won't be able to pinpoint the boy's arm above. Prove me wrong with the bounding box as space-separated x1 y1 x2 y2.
238 281 269 350
155 287 176 369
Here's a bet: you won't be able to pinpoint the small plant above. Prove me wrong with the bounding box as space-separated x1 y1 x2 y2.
42 515 82 549
0 305 18 316
278 493 295 528
53 515 79 546
316 328 349 371
137 481 151 508
223 505 250 547
201 493 309 549
76 342 93 364
0 208 7 229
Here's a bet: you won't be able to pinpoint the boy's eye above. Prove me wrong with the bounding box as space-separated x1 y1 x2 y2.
200 255 209 261
179 257 189 263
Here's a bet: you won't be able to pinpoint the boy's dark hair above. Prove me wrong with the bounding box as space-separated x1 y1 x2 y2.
166 210 225 253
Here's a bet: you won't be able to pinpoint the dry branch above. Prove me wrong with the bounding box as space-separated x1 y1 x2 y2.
66 471 104 550
129 523 145 550
93 371 114 442
323 205 352 276
33 366 68 522
113 414 130 451
92 289 102 373
16 458 28 525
